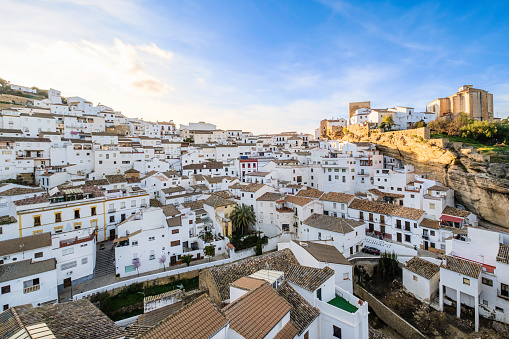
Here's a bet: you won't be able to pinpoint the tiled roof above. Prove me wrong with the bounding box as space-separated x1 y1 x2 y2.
141 295 227 339
149 198 163 207
442 256 482 278
241 183 266 192
183 162 224 170
246 171 270 177
285 195 312 207
136 302 183 328
204 195 235 208
404 256 440 280
0 259 55 284
161 204 180 217
391 205 424 220
166 216 181 228
496 244 509 264
442 206 471 218
13 194 49 206
105 174 127 184
0 187 45 196
349 198 424 220
223 284 292 339
320 192 355 203
367 189 405 199
276 281 319 335
182 200 204 210
303 213 363 234
162 186 185 194
207 249 300 301
292 241 352 266
256 192 285 202
231 277 266 291
85 179 109 186
420 218 439 229
295 187 323 199
125 168 140 173
0 233 52 256
427 185 450 192
286 265 334 292
12 299 125 339
212 190 233 199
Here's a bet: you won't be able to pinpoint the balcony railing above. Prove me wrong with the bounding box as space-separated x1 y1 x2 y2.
24 284 40 294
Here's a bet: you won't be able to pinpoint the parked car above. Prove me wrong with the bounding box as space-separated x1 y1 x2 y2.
361 246 380 255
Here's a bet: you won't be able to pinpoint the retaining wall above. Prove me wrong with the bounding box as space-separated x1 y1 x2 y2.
354 284 427 339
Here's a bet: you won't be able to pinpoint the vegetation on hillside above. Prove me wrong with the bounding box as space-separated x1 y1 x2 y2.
0 77 48 100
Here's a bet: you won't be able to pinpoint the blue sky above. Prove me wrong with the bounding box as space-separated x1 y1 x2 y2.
1 0 508 133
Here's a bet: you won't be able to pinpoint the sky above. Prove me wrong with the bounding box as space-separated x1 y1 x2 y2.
1 0 508 134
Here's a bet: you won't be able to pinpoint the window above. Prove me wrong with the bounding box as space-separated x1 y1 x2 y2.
171 240 180 247
91 206 96 216
81 257 88 265
463 277 470 286
55 212 62 222
91 220 98 228
35 252 43 258
482 278 493 286
405 221 410 231
74 209 80 219
54 226 63 234
405 234 411 242
149 236 155 241
413 275 418 281
61 261 77 271
333 325 342 338
501 283 509 297
1 286 10 294
131 200 136 207
172 229 179 234
317 288 322 301
109 216 115 223
343 272 349 280
396 219 401 229
33 215 41 226
429 203 435 210
121 202 126 209
150 250 155 260
131 241 138 246
430 230 435 236
359 211 364 219
496 307 504 313
3 305 8 311
74 222 81 230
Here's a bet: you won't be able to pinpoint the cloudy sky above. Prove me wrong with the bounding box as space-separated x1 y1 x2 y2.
1 0 508 134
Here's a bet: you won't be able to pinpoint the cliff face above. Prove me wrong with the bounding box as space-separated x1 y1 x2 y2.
345 132 509 228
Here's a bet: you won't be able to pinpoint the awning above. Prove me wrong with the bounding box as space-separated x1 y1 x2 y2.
440 215 464 223
113 236 128 243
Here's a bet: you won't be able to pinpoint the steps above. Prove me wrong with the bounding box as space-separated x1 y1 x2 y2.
95 242 116 277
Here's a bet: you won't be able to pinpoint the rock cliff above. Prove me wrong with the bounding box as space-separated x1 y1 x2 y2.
344 131 509 228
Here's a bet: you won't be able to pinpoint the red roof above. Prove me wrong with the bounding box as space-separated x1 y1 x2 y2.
439 215 464 223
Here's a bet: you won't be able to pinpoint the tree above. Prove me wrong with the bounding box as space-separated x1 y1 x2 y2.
159 255 167 272
413 120 426 128
380 115 394 130
230 204 256 236
204 244 216 261
181 254 193 266
255 234 263 256
373 252 401 282
133 258 141 277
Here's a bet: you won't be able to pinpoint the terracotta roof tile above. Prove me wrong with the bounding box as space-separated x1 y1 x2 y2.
292 241 352 266
223 284 291 339
274 322 298 339
256 192 286 202
419 218 439 229
276 281 319 335
241 183 266 192
496 244 509 264
303 213 363 234
140 295 228 339
442 206 471 218
231 277 266 291
0 233 51 256
285 265 334 292
285 195 312 207
442 255 482 278
295 188 323 199
320 192 355 203
404 256 440 280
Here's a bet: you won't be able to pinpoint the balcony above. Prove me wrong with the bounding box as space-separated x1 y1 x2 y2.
108 208 116 213
24 284 40 294
276 207 294 213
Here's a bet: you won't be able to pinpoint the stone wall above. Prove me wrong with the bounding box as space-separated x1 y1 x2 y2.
354 284 426 339
379 127 430 140
346 124 370 138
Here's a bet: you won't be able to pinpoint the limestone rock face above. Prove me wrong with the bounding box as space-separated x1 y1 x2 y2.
344 132 509 229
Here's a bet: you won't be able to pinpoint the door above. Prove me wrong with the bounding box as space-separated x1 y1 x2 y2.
170 256 177 266
397 233 402 243
369 223 374 233
424 241 429 250
64 278 72 288
109 229 116 241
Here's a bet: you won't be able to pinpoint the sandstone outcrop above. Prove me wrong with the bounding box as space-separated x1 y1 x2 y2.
344 129 509 229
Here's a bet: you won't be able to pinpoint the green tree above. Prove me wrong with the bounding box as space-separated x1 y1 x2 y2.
181 254 193 266
204 244 216 261
413 120 426 128
373 252 401 282
230 204 256 236
380 115 394 130
255 234 263 256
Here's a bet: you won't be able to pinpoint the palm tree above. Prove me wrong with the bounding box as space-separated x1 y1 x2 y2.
230 204 256 236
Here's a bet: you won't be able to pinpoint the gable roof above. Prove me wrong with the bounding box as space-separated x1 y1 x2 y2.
404 256 440 280
292 241 351 266
241 183 266 192
0 258 56 284
140 295 228 339
320 192 355 204
161 204 180 217
285 265 334 292
256 192 286 202
276 281 320 335
204 195 235 208
295 188 323 199
285 195 312 207
496 244 509 264
105 174 127 184
441 255 482 278
442 206 471 218
0 233 52 257
223 284 291 339
303 214 363 234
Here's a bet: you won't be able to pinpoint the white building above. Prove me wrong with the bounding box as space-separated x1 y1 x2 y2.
402 256 440 302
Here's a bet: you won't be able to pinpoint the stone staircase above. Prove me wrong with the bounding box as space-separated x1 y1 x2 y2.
95 242 116 278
